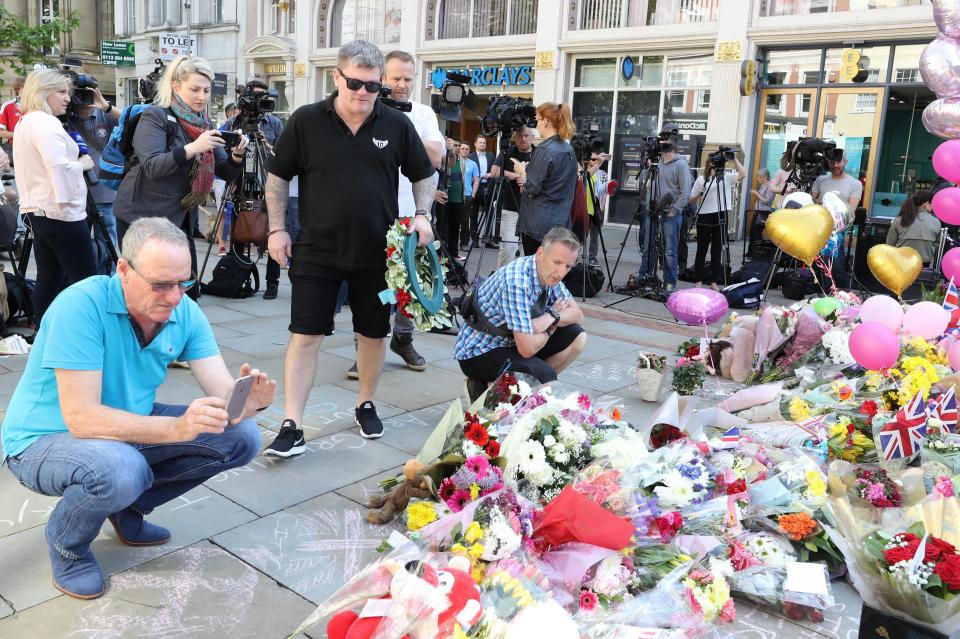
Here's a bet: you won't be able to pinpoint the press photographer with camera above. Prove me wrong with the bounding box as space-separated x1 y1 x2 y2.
13 68 99 322
114 56 247 301
688 149 745 290
513 102 577 255
492 127 534 267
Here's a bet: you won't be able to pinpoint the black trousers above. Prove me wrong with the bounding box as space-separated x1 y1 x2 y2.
694 212 724 285
27 214 99 322
117 214 200 301
521 234 541 256
445 200 466 257
458 324 584 383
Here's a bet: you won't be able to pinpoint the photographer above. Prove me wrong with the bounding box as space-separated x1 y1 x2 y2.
492 127 533 266
67 86 120 251
513 102 577 255
811 150 861 214
638 128 691 293
689 153 745 290
13 69 98 322
224 79 290 300
114 56 247 301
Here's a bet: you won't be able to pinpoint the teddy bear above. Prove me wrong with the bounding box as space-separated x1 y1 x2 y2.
718 314 758 384
327 556 482 639
367 459 434 525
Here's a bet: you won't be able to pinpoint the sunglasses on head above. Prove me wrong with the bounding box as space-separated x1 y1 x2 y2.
338 70 382 94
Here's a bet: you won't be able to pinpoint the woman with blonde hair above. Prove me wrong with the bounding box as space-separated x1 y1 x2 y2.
13 68 98 321
114 55 246 298
511 102 578 255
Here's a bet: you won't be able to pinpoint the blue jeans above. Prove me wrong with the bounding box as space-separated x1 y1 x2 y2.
640 212 682 287
6 403 260 560
95 201 118 250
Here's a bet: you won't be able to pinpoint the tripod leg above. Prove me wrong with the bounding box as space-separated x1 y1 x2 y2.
199 182 235 284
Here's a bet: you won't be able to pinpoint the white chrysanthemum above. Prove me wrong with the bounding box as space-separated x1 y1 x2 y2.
525 462 555 486
515 439 547 470
462 439 484 458
653 470 695 506
550 447 570 465
558 420 586 445
543 434 557 448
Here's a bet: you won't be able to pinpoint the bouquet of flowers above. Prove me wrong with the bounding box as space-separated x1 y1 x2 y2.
637 351 668 402
922 426 960 478
671 358 706 396
383 217 452 331
438 456 506 513
649 444 713 509
578 554 643 614
483 371 533 412
850 467 902 508
682 558 737 624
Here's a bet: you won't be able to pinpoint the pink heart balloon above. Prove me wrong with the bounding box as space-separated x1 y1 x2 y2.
921 36 960 98
934 0 960 39
924 98 960 139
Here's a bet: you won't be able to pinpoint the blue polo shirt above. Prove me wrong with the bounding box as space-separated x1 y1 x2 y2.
1 275 219 459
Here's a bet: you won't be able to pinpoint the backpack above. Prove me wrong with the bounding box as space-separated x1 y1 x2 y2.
3 271 34 322
564 262 605 298
200 255 260 298
98 105 176 190
722 278 764 309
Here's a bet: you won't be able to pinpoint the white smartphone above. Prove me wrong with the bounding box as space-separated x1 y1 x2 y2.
224 375 254 423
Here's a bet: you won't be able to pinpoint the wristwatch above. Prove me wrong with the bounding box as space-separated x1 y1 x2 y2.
547 308 561 332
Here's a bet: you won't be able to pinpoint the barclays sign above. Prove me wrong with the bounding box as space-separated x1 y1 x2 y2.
431 65 533 89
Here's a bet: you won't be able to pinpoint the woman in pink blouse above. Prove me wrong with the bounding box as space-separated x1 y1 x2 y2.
14 68 97 322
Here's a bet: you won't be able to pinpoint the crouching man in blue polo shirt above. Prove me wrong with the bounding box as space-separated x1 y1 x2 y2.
455 226 588 402
1 217 275 600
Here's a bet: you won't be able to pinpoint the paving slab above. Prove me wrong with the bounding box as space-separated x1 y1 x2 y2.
0 469 61 538
213 492 402 606
576 334 645 364
0 598 12 620
0 355 27 372
558 358 642 394
218 328 301 360
333 467 404 508
206 433 410 516
376 401 451 457
257 386 406 441
364 364 467 411
194 303 257 324
0 541 316 639
0 485 258 612
218 314 300 336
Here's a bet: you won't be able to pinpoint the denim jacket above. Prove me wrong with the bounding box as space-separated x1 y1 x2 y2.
517 135 577 241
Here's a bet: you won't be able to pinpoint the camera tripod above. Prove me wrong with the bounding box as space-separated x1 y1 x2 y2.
690 168 732 289
572 164 613 302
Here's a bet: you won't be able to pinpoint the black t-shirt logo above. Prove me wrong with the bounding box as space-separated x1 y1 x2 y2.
373 138 389 149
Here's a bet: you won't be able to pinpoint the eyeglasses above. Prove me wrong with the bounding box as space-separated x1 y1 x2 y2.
127 260 197 294
337 70 382 94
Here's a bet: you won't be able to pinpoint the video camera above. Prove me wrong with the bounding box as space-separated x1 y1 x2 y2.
781 137 843 193
430 71 476 119
236 83 278 119
708 145 736 170
138 59 166 103
480 95 536 137
378 85 412 113
61 57 97 108
570 121 603 164
638 129 676 166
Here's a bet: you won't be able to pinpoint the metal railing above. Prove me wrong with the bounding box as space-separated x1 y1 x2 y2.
759 0 928 17
576 0 719 30
437 0 537 39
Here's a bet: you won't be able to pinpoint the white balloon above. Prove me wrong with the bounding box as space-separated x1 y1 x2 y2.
934 0 960 39
921 36 960 98
823 191 852 233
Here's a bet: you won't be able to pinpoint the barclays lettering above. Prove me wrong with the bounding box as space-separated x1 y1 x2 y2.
431 65 533 89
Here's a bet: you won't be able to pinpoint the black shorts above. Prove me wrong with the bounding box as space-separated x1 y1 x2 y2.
458 324 585 384
288 262 391 338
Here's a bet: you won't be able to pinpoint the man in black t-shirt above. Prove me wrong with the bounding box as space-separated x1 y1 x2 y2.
262 40 436 455
492 126 534 267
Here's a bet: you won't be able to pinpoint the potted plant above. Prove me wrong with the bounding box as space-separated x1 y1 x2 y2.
636 351 667 402
671 357 707 396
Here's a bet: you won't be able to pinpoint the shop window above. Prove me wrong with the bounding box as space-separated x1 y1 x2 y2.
894 68 919 83
874 86 939 214
269 0 295 33
763 49 822 85
271 80 290 117
666 55 712 86
572 91 614 150
619 55 664 88
825 46 890 84
330 0 402 46
667 71 688 87
854 93 878 112
575 58 617 88
666 90 686 111
695 90 710 113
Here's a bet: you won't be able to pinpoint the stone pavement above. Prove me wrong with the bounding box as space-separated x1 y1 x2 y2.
0 235 862 638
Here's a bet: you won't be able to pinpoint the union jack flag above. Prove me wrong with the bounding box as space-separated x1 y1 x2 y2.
797 414 830 442
878 390 928 460
945 277 960 312
931 386 959 434
713 426 740 450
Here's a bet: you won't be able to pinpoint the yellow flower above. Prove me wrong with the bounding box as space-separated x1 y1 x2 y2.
464 521 484 543
453 624 469 639
865 371 883 390
469 543 485 560
788 397 812 421
805 469 826 497
470 484 480 501
405 501 439 532
472 564 486 584
451 543 468 556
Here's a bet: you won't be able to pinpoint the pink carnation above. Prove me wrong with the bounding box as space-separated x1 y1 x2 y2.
720 598 736 623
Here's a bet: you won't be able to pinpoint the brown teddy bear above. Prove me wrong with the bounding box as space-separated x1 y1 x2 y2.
367 459 434 525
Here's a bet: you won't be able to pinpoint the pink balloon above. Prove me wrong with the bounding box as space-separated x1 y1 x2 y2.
858 295 904 331
934 187 960 226
850 322 900 370
667 288 729 326
944 247 960 281
902 301 950 340
934 141 960 183
950 340 960 371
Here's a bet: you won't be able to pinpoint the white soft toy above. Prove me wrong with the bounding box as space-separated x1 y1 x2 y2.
504 599 579 639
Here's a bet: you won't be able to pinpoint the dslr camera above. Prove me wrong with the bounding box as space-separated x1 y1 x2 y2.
480 95 537 136
708 145 736 170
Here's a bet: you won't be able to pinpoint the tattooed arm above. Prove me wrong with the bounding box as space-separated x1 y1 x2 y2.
409 175 437 246
266 172 292 266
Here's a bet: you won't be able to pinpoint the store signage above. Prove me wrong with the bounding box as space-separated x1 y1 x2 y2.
677 121 706 133
840 49 869 83
621 56 635 82
535 51 555 71
716 40 743 63
158 32 194 61
212 73 227 96
294 62 307 78
101 40 135 67
265 63 287 75
740 59 758 96
431 64 533 89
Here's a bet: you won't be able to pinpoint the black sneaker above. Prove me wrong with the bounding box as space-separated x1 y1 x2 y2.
355 401 384 439
263 283 279 300
347 362 359 380
463 378 487 404
390 334 426 371
263 419 306 457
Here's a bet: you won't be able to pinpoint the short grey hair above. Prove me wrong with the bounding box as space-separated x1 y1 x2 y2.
758 168 770 179
541 227 581 253
121 217 190 263
337 40 385 72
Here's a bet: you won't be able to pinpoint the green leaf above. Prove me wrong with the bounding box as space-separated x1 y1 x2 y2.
907 521 928 538
804 540 818 553
0 8 80 82
864 533 888 561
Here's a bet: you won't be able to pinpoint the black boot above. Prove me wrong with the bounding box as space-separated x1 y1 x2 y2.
390 333 426 371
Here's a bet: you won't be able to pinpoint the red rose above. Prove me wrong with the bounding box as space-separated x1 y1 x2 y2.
386 246 396 258
935 554 960 591
727 479 747 496
883 535 921 565
484 439 500 458
859 400 878 418
930 536 957 557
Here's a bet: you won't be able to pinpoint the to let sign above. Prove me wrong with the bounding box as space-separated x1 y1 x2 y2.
101 40 135 67
158 33 195 61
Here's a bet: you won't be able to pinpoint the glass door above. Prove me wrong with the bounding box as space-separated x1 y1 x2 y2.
814 87 885 211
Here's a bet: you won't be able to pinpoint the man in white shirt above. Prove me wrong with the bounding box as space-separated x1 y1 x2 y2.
344 50 444 379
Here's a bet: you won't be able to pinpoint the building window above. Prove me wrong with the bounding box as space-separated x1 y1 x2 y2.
894 68 919 83
330 0 402 46
437 0 536 39
124 0 137 34
854 93 877 112
695 89 710 112
148 0 180 27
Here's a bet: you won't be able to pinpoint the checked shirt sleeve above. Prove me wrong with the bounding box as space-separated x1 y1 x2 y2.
501 268 535 334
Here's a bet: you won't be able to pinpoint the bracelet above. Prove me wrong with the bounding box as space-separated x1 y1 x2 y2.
255 405 270 412
267 229 287 237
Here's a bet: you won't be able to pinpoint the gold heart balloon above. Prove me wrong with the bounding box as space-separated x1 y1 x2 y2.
867 245 922 297
763 205 834 265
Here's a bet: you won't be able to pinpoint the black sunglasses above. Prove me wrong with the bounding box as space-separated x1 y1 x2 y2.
337 70 382 94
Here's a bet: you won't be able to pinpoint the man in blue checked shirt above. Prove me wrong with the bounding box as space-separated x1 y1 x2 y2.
455 226 588 402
